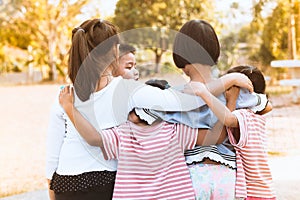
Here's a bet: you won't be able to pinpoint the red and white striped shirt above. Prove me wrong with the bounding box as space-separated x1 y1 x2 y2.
100 121 198 200
227 109 276 199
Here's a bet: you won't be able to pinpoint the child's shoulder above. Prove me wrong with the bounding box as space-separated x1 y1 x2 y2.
233 108 265 120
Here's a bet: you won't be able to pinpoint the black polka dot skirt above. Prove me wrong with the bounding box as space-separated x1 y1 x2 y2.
50 171 116 193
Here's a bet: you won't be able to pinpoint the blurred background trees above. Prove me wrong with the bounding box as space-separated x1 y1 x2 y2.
0 0 299 82
113 0 220 73
0 0 91 81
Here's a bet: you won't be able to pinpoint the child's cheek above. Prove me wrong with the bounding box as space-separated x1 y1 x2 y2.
122 69 134 80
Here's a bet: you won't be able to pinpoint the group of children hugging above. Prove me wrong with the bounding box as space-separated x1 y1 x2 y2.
46 18 276 200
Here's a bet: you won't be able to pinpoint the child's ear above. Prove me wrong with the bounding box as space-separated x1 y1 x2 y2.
182 66 189 76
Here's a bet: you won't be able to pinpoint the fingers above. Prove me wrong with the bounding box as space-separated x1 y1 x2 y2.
65 85 70 94
244 75 254 93
70 86 74 95
60 85 71 94
247 81 254 93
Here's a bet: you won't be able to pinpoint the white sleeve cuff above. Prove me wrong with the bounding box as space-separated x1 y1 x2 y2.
250 93 268 113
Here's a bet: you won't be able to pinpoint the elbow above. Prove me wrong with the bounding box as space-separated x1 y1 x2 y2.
257 101 273 115
86 140 98 147
265 102 273 113
85 135 102 147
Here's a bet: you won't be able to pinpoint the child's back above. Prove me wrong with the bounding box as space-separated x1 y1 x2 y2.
100 121 198 199
227 109 276 199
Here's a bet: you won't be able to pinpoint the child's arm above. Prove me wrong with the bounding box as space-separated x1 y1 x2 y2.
207 72 272 115
189 81 239 128
257 101 272 115
59 86 103 147
195 86 241 146
206 72 253 96
225 86 240 112
195 121 226 146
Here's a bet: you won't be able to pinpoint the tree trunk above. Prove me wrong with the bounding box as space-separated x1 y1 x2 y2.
48 28 57 81
154 49 163 73
289 0 297 59
48 62 57 81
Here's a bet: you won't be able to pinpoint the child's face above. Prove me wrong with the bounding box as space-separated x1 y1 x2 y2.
119 53 139 80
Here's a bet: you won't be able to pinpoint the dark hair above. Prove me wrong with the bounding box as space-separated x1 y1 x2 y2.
226 65 266 93
119 43 136 57
173 19 220 68
68 19 120 101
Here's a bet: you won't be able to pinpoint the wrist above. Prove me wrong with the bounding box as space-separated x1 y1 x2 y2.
226 101 236 111
62 102 74 112
195 88 209 98
220 74 233 90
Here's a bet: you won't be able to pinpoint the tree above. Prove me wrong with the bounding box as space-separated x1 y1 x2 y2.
246 0 300 65
0 0 91 81
260 2 289 64
219 32 240 71
248 0 299 69
113 0 218 73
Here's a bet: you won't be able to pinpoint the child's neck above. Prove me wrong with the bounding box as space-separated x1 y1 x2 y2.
188 64 213 83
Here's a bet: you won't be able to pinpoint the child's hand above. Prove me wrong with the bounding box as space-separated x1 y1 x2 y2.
59 85 74 111
224 73 253 93
183 81 208 96
145 79 170 90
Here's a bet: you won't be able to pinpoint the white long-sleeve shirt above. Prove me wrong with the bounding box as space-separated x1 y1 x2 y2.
46 77 206 179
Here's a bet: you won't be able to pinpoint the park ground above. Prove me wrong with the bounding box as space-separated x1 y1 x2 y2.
0 79 300 200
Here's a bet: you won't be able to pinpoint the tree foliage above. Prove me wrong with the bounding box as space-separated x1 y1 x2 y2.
114 0 217 31
260 2 289 64
241 0 300 70
113 0 218 73
0 0 91 80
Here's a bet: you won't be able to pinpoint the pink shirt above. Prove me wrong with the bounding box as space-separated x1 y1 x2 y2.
227 109 276 199
100 121 198 200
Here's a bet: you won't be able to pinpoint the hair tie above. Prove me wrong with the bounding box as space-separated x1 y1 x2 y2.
249 65 254 73
72 27 85 34
77 27 85 33
99 19 104 23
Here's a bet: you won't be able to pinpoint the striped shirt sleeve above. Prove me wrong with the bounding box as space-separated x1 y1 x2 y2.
99 128 120 160
175 124 198 152
227 109 249 148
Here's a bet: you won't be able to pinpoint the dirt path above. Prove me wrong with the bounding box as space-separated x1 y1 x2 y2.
0 84 299 199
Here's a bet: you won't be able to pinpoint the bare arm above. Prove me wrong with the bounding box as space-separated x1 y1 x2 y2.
59 86 103 147
206 72 253 96
195 86 242 145
225 86 240 112
195 86 243 146
47 179 55 200
195 121 227 146
257 101 273 115
188 81 239 128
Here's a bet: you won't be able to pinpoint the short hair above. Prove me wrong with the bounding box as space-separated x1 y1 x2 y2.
119 43 136 57
173 19 220 68
226 65 266 94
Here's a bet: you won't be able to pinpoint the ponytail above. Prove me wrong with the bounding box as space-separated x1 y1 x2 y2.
68 19 120 101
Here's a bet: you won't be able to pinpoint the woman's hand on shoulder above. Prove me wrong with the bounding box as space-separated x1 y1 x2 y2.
59 85 74 112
